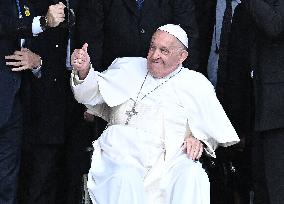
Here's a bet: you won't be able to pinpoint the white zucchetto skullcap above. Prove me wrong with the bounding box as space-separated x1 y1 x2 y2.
158 24 188 48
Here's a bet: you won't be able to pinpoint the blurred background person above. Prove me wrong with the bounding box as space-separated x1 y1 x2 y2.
206 0 253 203
242 0 284 203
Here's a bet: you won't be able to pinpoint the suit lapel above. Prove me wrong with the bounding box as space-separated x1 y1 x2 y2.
122 0 139 17
11 0 18 19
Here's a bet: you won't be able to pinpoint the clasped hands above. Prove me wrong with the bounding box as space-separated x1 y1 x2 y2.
5 2 67 71
5 48 41 71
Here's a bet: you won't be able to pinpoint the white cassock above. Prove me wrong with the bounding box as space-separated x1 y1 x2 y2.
71 57 240 204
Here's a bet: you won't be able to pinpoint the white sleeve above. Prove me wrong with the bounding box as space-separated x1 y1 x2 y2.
177 72 240 157
71 68 104 106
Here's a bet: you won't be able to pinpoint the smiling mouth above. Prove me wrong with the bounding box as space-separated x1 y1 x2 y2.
151 60 161 64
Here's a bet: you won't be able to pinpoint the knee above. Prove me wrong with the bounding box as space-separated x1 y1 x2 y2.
178 161 208 182
165 161 210 203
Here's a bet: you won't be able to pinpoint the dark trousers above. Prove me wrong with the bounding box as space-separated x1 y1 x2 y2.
61 120 94 204
210 146 251 204
19 144 64 204
252 128 284 204
19 84 96 204
0 97 22 204
58 90 95 204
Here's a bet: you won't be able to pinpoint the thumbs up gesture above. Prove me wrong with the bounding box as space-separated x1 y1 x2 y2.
71 43 91 80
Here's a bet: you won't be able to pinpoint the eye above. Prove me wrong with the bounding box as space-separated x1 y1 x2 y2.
149 45 156 51
160 48 170 55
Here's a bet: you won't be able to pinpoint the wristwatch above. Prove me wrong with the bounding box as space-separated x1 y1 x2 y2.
33 58 42 71
40 15 48 31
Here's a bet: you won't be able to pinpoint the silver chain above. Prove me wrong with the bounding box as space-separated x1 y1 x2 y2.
125 68 182 125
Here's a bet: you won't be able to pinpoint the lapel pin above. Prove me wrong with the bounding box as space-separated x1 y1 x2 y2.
24 5 30 17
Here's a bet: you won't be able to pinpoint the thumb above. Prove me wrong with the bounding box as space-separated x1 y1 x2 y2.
82 43 88 52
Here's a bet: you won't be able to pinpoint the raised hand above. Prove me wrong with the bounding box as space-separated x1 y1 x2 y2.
71 43 91 79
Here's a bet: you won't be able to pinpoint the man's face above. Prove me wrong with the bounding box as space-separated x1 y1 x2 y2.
147 30 188 78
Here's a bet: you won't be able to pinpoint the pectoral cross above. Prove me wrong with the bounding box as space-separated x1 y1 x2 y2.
125 105 138 125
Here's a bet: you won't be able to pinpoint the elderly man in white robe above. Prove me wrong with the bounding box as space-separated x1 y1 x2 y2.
70 24 239 204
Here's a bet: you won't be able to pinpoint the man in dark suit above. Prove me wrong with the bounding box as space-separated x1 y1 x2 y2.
76 0 199 72
242 0 284 203
211 0 284 203
0 1 64 203
18 1 94 204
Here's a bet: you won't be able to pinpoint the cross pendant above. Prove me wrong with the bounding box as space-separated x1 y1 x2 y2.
125 106 138 125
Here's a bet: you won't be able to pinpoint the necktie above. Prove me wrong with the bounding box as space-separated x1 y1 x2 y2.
217 0 232 71
15 0 22 18
136 0 144 10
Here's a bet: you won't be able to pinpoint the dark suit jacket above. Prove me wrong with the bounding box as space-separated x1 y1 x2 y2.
75 0 199 72
22 0 74 144
0 0 34 128
216 3 254 137
243 0 284 131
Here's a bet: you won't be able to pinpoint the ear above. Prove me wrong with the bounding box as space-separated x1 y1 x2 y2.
178 50 188 64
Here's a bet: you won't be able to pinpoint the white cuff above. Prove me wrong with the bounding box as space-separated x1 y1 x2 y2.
32 16 43 36
31 59 42 78
71 70 86 85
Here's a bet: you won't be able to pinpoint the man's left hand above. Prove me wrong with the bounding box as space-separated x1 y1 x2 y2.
183 137 203 160
5 48 41 71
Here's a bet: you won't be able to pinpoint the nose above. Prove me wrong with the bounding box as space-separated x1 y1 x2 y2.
150 48 160 59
